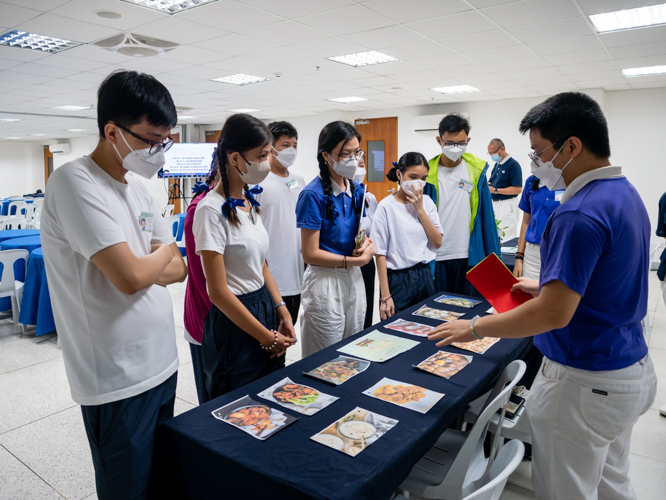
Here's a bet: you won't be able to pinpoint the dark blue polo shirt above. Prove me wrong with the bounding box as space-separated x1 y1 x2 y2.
489 156 522 201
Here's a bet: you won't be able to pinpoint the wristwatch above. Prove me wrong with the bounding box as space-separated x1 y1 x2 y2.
274 301 286 309
494 187 498 194
470 315 484 340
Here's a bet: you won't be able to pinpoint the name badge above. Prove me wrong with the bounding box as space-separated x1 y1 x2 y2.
554 190 564 202
458 179 473 193
139 212 154 232
286 179 300 192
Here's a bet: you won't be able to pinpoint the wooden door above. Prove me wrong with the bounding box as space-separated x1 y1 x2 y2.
354 117 398 203
205 130 221 143
169 133 181 213
43 146 54 186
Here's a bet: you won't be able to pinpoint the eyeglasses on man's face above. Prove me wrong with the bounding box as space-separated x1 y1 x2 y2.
119 125 175 155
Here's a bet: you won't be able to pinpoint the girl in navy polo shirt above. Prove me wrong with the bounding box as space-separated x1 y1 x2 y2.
513 176 563 280
296 121 376 356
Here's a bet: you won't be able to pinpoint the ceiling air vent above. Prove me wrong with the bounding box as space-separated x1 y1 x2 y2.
93 33 179 57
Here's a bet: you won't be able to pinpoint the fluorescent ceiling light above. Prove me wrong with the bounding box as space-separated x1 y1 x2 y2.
589 3 666 33
328 50 399 67
119 0 220 14
622 65 666 77
431 85 480 94
327 97 370 103
28 134 47 137
5 137 21 139
66 128 87 132
177 115 197 120
0 30 80 53
0 118 20 122
54 105 93 111
210 74 270 86
229 109 260 113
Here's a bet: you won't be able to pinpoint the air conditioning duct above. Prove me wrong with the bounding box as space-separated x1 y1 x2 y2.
412 112 470 137
93 33 179 57
49 143 71 154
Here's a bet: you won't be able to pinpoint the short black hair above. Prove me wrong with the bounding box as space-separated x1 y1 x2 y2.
268 121 298 143
438 113 470 136
519 92 610 158
387 151 429 182
97 70 177 137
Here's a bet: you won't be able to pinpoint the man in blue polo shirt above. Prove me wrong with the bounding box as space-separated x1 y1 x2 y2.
428 92 657 500
487 138 522 240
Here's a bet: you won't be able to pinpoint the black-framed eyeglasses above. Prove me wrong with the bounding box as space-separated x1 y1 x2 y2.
442 140 468 148
332 149 364 161
118 125 175 155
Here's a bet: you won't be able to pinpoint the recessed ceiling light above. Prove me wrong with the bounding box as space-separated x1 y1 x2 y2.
28 134 47 137
120 0 220 14
66 128 87 132
95 10 123 19
210 74 270 86
622 65 666 77
431 85 480 94
53 105 93 111
0 30 80 53
5 137 21 139
328 50 399 67
0 118 20 122
229 109 260 113
590 3 666 33
327 97 370 103
177 115 198 120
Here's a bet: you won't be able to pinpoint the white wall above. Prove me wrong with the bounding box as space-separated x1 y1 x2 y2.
0 142 35 197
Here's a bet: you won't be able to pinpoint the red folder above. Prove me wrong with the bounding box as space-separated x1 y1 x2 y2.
466 253 533 313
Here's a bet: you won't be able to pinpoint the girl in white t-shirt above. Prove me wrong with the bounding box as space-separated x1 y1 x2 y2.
193 114 296 398
373 152 444 319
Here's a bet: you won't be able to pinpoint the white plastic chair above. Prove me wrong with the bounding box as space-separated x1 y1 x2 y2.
163 216 181 240
0 249 29 335
161 204 175 217
397 360 526 500
32 198 44 208
23 204 36 221
7 200 27 217
28 206 42 229
3 217 27 230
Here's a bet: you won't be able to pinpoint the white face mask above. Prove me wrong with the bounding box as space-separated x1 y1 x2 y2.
113 128 166 179
398 172 425 195
272 146 297 168
352 167 366 184
441 144 466 162
530 143 572 191
237 156 271 185
328 154 358 179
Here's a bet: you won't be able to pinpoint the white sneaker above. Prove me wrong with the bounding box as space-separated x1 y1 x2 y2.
660 404 666 417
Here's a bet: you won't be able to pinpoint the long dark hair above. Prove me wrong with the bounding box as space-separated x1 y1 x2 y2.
215 113 272 227
387 152 429 183
317 121 362 218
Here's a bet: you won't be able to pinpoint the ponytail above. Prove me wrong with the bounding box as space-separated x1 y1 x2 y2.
387 152 429 183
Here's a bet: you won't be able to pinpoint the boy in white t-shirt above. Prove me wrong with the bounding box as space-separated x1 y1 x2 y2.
41 71 187 500
256 121 305 323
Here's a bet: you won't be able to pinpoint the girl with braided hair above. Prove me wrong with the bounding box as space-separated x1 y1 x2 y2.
192 114 296 398
296 121 376 356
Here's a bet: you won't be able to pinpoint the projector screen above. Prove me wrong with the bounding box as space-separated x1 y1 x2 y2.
158 143 217 179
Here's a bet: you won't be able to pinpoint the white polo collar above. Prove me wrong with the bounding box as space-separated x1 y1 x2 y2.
499 154 511 165
331 177 351 197
561 166 624 204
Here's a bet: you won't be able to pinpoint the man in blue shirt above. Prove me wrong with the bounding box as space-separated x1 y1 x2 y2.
487 139 522 240
428 92 656 500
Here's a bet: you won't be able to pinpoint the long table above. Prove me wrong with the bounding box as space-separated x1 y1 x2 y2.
152 294 532 500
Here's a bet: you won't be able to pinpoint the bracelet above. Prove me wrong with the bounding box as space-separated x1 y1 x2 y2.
515 255 524 260
260 330 279 351
342 255 347 269
515 252 524 257
470 315 484 340
379 295 392 304
274 301 286 309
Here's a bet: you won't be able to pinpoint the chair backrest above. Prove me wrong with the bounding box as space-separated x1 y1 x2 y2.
462 440 525 500
163 216 180 239
7 200 27 217
3 217 27 230
33 198 44 208
0 249 29 293
445 360 526 498
23 204 36 220
161 204 175 217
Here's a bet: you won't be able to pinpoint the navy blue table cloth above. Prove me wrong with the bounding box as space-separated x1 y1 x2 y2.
152 293 532 500
19 248 55 336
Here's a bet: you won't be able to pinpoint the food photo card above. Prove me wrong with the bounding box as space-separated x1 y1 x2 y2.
257 377 338 416
363 378 443 414
212 395 298 440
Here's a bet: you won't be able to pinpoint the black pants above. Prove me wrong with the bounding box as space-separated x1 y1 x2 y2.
189 343 209 405
80 372 177 500
202 285 282 400
360 259 376 329
388 263 435 314
434 258 474 296
282 294 301 325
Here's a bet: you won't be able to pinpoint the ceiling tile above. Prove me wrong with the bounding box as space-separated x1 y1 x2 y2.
481 0 580 29
467 0 522 6
17 13 122 43
543 49 612 66
382 42 454 61
287 37 368 58
49 0 166 31
246 47 316 65
462 72 513 84
507 66 564 79
57 44 133 64
567 70 624 82
513 74 572 86
576 0 666 16
557 60 619 75
615 55 666 70
0 3 43 28
443 30 519 53
179 0 284 32
528 83 581 93
486 57 550 71
158 45 231 66
0 0 71 11
242 21 330 45
434 63 491 77
507 18 595 44
343 25 429 50
30 53 110 71
465 44 534 63
0 72 53 85
121 57 194 74
609 40 666 60
600 25 666 48
12 62 80 79
194 33 277 56
409 11 498 40
526 35 603 56
204 56 274 74
241 0 354 17
132 17 229 45
0 59 23 71
297 4 396 36
412 53 477 70
363 0 471 23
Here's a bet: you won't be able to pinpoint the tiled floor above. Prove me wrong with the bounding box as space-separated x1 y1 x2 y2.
1 275 665 500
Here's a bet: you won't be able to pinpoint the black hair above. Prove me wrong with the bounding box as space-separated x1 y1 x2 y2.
317 121 362 218
519 92 610 158
215 114 272 227
531 176 540 191
387 152 429 183
97 70 177 137
206 149 219 185
490 138 505 150
438 113 470 137
268 121 298 142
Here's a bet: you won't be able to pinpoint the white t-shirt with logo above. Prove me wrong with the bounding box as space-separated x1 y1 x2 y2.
193 190 269 296
436 159 472 261
41 156 178 406
255 171 306 296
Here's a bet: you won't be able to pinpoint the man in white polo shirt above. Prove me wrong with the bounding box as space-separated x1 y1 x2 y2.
41 70 187 500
